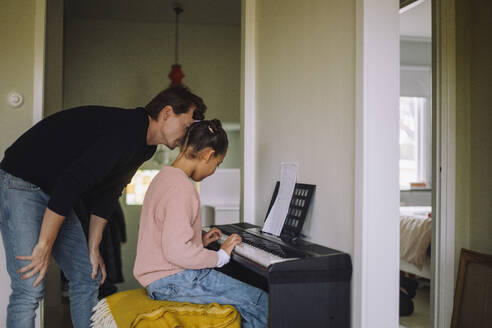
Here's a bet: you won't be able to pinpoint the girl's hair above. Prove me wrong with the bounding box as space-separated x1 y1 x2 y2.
181 119 228 158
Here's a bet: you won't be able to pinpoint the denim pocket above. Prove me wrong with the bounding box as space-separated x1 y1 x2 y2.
8 178 40 191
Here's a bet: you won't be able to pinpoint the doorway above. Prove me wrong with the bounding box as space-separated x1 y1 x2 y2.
398 1 432 327
42 1 242 326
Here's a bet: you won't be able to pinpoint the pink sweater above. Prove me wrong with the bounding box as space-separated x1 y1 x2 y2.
133 166 218 287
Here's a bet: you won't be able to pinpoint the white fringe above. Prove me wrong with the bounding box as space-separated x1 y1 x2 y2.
90 298 118 328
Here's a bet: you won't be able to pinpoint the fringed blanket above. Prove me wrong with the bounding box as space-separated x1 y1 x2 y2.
91 288 240 328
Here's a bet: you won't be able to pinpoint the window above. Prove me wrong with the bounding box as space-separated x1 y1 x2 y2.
125 169 159 205
400 66 432 189
399 96 430 189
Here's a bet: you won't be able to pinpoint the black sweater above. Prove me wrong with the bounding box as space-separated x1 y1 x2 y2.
1 106 156 219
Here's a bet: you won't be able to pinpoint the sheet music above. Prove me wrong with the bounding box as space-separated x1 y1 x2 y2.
262 162 297 236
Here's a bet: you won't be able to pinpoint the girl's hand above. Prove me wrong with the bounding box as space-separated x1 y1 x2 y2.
203 227 222 247
89 249 107 285
220 234 242 255
16 242 52 287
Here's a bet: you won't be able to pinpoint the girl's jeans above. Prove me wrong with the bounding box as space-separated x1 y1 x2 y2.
146 268 269 328
0 169 100 328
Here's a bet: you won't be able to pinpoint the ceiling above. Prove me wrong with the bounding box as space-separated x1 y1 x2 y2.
65 0 241 25
400 0 431 39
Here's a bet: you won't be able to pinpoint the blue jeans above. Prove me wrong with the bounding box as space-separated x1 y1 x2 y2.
0 169 100 328
146 269 269 328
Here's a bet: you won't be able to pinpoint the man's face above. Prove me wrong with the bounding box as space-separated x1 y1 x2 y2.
160 106 196 149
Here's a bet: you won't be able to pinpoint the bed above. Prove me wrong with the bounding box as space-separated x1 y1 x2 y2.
400 206 432 279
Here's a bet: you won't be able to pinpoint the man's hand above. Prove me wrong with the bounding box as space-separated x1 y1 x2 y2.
90 248 107 284
220 234 242 255
88 214 108 284
16 242 52 287
17 207 65 287
202 227 222 247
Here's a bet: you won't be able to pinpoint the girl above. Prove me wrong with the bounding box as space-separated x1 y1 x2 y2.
134 119 269 328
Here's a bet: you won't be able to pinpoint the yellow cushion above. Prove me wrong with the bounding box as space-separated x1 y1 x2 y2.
91 288 240 328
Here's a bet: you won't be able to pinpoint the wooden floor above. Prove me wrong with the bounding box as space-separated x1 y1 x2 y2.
43 263 74 328
400 285 430 328
44 302 73 328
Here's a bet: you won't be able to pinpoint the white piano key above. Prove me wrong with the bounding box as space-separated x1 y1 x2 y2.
204 227 297 268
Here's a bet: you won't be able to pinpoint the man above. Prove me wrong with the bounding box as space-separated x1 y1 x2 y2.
0 86 206 328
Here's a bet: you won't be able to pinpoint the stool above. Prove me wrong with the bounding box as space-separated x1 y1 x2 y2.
91 288 240 328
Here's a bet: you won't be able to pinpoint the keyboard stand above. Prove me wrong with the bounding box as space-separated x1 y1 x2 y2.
208 223 352 328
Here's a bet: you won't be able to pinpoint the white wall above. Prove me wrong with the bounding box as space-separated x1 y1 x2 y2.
401 39 431 67
400 189 432 206
254 0 356 254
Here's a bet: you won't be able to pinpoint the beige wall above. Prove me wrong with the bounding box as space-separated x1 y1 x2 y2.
255 0 355 253
42 0 68 325
455 0 492 268
43 0 64 117
455 0 472 271
63 18 240 123
0 0 36 154
468 0 492 255
0 0 38 325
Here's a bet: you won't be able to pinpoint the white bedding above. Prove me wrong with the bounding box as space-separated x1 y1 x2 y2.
400 257 431 279
400 206 432 275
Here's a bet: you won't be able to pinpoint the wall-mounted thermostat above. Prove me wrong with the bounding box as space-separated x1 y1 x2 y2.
7 91 24 108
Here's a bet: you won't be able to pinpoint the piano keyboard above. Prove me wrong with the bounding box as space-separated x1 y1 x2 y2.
204 226 303 268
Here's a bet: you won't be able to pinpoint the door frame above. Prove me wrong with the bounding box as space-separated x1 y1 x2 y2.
32 1 46 327
240 0 256 224
431 0 456 327
33 0 46 125
353 0 400 327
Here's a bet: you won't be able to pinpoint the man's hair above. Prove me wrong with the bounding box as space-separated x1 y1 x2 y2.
144 86 206 120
